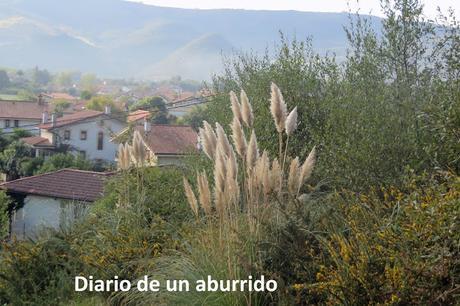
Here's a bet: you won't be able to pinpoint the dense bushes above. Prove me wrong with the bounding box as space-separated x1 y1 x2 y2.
0 191 10 240
190 1 460 191
314 172 460 305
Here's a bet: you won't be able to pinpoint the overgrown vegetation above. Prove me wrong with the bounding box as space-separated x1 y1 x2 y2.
0 0 459 305
0 191 10 240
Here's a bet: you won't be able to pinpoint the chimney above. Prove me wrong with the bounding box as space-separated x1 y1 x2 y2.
104 105 111 115
51 113 56 127
144 118 151 132
42 111 49 124
37 93 44 105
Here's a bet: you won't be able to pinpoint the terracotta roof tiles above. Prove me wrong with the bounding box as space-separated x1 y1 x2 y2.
128 110 150 123
39 109 103 129
135 125 198 155
0 100 48 120
0 169 114 202
20 136 54 147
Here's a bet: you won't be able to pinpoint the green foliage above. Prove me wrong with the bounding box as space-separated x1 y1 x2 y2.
31 67 51 87
34 153 93 174
53 71 74 88
16 89 35 101
86 95 116 112
8 128 32 141
130 96 170 124
79 74 98 94
95 166 189 224
0 191 11 240
201 10 458 191
180 105 208 130
313 172 460 305
0 141 33 180
80 90 93 100
53 99 71 117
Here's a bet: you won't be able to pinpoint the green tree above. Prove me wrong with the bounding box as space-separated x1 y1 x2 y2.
80 90 93 100
180 105 208 130
35 153 93 174
86 95 116 112
130 96 169 124
0 141 32 180
80 74 98 94
53 72 73 88
31 67 51 87
52 99 71 116
17 89 35 101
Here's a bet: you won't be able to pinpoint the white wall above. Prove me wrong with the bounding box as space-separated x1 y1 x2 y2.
10 195 90 239
41 117 126 161
0 118 41 135
157 154 185 166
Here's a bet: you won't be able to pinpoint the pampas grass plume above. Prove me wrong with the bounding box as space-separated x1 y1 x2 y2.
183 177 199 217
231 117 247 157
230 91 242 123
246 130 259 169
298 146 316 191
131 130 146 166
197 171 212 216
270 82 288 133
287 157 300 194
215 122 232 158
285 107 298 136
240 90 254 127
200 121 217 159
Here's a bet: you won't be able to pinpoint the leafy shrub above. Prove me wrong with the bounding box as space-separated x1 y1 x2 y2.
313 172 460 305
0 191 11 240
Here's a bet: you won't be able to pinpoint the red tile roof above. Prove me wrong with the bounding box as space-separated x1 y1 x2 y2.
43 93 78 101
39 109 103 129
72 100 89 112
135 125 198 155
0 169 114 202
128 110 150 123
20 136 54 147
0 100 48 120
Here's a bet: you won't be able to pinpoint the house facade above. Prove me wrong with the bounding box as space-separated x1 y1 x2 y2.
0 169 113 239
38 108 126 161
0 98 48 135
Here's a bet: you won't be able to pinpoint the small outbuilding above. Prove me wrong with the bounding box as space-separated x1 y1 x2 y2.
0 169 113 239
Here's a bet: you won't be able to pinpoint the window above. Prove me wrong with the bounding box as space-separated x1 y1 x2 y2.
64 130 71 140
14 120 19 127
97 132 104 150
80 151 86 159
80 131 87 140
4 120 10 128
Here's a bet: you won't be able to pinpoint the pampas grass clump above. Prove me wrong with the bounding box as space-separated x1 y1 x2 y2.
185 83 315 222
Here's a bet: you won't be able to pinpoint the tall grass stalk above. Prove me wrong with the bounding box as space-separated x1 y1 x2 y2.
181 83 316 305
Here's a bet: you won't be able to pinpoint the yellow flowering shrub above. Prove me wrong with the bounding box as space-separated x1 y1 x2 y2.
313 172 460 305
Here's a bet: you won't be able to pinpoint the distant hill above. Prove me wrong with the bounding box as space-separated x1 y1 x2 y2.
0 0 381 80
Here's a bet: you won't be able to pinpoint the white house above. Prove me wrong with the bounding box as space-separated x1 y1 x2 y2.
0 169 113 239
37 107 126 161
0 98 48 135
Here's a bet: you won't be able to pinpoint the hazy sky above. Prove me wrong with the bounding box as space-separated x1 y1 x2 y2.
131 0 459 19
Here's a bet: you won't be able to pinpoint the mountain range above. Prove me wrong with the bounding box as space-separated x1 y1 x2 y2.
0 0 381 80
